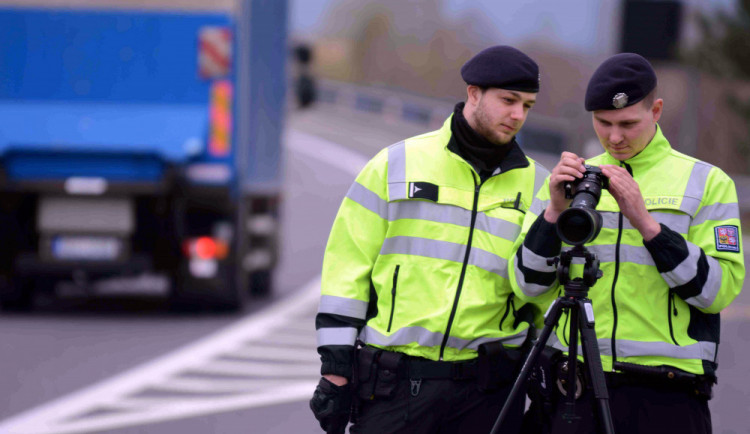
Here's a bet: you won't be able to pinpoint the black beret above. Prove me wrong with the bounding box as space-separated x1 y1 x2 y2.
585 53 657 111
461 45 540 93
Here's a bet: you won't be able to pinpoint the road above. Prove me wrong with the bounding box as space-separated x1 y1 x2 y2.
0 103 748 433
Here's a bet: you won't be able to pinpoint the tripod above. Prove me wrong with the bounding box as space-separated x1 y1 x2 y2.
490 245 615 434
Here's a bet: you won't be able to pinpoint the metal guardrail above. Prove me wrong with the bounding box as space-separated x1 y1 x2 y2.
312 78 750 215
315 78 575 156
316 78 455 131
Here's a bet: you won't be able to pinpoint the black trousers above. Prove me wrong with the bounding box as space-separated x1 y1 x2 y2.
524 382 712 434
350 377 525 434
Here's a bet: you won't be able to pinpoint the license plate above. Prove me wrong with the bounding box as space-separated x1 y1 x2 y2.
51 236 122 261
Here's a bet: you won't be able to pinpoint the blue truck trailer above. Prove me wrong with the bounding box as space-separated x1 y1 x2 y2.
0 0 287 310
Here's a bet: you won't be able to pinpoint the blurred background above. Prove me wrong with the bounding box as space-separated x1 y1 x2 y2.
291 0 750 175
0 0 748 433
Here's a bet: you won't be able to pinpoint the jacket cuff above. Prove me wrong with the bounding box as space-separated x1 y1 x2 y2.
643 223 689 273
319 346 355 379
525 212 562 257
321 361 354 379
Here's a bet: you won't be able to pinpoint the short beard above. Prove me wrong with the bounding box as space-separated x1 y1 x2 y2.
473 102 512 145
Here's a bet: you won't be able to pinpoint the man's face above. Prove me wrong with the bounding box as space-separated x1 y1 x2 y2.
468 87 536 145
592 98 663 161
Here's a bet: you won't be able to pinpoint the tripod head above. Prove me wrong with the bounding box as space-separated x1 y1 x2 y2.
492 244 615 434
547 245 603 297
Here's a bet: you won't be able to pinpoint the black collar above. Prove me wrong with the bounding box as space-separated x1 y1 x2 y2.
448 103 529 178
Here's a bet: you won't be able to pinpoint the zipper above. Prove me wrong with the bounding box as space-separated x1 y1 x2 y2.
499 293 516 330
609 161 630 368
439 177 482 360
387 265 400 333
667 291 679 345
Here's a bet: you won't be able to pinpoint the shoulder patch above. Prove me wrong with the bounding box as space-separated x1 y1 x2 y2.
409 182 438 202
715 225 740 253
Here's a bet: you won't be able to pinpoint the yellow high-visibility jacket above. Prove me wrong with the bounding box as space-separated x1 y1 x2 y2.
511 125 745 377
316 115 549 378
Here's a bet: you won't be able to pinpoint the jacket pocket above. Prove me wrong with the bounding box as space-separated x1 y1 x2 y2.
387 265 400 333
668 291 680 345
499 293 516 330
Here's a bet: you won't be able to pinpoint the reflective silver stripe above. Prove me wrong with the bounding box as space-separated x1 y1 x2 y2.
447 329 528 350
392 201 520 242
390 200 469 226
468 245 510 278
652 212 691 234
681 162 712 216
601 211 621 230
346 182 389 219
317 327 359 346
601 211 691 233
613 339 717 361
381 236 509 278
547 332 566 352
533 162 549 198
514 260 556 297
361 325 441 348
474 213 522 242
570 244 654 266
660 242 701 288
685 255 723 309
347 185 520 240
360 325 528 351
528 198 549 217
551 337 717 361
692 202 740 226
387 141 407 200
522 245 557 273
318 295 368 320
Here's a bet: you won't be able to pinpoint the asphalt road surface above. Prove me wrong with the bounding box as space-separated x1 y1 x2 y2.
0 104 748 433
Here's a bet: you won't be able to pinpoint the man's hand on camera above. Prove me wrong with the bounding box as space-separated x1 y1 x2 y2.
310 376 352 434
600 165 661 241
545 152 587 223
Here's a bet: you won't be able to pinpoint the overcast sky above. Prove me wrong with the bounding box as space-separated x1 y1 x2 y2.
290 0 737 55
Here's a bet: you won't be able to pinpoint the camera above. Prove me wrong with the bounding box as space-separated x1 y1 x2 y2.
556 165 609 245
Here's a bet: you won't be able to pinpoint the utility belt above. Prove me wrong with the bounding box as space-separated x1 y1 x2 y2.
606 362 715 399
526 348 716 426
355 341 526 401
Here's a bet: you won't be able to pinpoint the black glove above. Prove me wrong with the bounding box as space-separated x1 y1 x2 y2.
309 377 352 434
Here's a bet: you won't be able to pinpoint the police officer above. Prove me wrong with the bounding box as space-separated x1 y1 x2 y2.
511 53 745 433
309 45 550 434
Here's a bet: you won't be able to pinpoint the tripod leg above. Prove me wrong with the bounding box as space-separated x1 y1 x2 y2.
562 307 580 423
489 297 568 434
576 299 615 434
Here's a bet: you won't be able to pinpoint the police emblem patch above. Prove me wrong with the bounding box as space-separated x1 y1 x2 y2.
612 92 628 109
715 225 740 253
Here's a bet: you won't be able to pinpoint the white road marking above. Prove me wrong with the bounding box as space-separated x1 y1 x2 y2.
285 129 369 175
223 345 319 361
0 277 323 434
184 360 319 377
0 131 368 433
149 377 305 394
255 331 318 347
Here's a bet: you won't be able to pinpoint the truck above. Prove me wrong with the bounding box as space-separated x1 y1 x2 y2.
0 0 287 311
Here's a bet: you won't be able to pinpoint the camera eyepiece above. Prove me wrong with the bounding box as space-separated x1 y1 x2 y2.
556 165 609 245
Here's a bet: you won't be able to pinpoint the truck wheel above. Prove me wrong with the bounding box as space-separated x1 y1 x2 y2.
170 264 242 312
248 269 272 297
0 276 34 312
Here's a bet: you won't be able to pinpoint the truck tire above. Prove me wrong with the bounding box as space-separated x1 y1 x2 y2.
248 269 272 297
0 276 34 312
170 262 242 312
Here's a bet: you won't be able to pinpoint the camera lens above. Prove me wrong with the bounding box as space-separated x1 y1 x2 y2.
557 166 607 245
557 206 602 245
